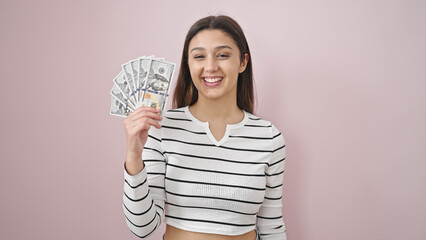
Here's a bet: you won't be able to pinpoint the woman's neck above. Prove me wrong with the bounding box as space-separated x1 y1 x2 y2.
189 95 243 124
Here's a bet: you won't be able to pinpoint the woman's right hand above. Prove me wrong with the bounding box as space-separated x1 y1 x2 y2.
123 106 162 174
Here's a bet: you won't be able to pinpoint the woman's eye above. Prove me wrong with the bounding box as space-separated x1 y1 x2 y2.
217 54 229 59
194 55 205 59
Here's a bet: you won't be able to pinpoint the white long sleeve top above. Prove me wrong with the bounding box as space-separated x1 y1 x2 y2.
123 106 287 239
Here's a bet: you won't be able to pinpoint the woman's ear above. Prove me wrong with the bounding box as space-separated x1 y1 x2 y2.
239 53 249 73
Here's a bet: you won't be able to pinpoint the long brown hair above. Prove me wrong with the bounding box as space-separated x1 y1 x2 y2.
172 15 254 113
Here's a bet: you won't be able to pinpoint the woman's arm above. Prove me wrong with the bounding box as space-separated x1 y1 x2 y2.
256 125 287 240
122 107 166 238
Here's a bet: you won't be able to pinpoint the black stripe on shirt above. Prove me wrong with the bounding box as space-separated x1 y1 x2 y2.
143 159 165 163
273 132 282 139
166 109 185 113
265 170 284 177
164 116 192 121
166 163 265 177
272 145 285 153
124 189 150 202
164 151 268 166
123 199 154 216
155 204 164 212
265 196 282 200
228 135 273 140
165 176 266 191
148 134 161 142
129 228 149 239
165 202 257 216
143 146 162 155
162 138 214 147
132 220 160 239
165 190 263 205
266 183 283 189
161 125 206 135
146 172 165 176
256 215 283 220
125 177 147 189
124 210 159 228
244 124 272 128
220 145 274 153
270 157 285 167
148 185 165 190
165 215 255 227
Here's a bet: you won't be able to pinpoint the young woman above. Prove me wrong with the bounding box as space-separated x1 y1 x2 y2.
123 15 287 240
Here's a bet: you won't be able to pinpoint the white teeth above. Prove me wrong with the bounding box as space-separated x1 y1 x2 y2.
204 77 222 83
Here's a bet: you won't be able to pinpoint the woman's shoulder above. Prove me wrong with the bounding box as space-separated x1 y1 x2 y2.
244 112 284 137
245 112 272 126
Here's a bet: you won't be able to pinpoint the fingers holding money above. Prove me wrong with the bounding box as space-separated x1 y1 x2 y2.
124 107 162 133
133 106 162 118
124 107 163 156
128 107 162 126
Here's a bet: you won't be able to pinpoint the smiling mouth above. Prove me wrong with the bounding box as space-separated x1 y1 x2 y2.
203 77 223 83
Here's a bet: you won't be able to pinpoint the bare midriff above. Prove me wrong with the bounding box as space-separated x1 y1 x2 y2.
164 225 256 240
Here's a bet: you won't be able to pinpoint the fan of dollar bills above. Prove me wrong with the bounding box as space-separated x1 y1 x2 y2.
110 56 176 117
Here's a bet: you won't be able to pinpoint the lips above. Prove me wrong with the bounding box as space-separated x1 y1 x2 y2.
202 77 223 87
203 77 222 83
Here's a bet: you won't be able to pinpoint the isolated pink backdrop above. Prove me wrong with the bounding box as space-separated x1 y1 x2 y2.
1 0 425 239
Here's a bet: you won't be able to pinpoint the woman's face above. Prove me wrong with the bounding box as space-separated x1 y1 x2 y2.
187 29 248 102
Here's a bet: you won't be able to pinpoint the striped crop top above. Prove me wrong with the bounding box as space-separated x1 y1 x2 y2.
123 106 287 239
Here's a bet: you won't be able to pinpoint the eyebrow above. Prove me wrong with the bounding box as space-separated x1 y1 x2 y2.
190 45 233 52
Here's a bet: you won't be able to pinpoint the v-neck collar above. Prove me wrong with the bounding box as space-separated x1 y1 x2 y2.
183 106 248 146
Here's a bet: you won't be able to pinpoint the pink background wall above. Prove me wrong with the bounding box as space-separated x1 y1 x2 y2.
1 0 425 239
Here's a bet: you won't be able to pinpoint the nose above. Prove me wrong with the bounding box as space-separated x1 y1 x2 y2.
205 57 219 73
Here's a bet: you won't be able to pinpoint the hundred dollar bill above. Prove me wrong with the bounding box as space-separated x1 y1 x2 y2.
144 59 174 93
137 57 151 105
112 71 136 108
110 96 131 117
130 59 140 102
122 62 138 102
140 59 175 114
110 83 135 112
